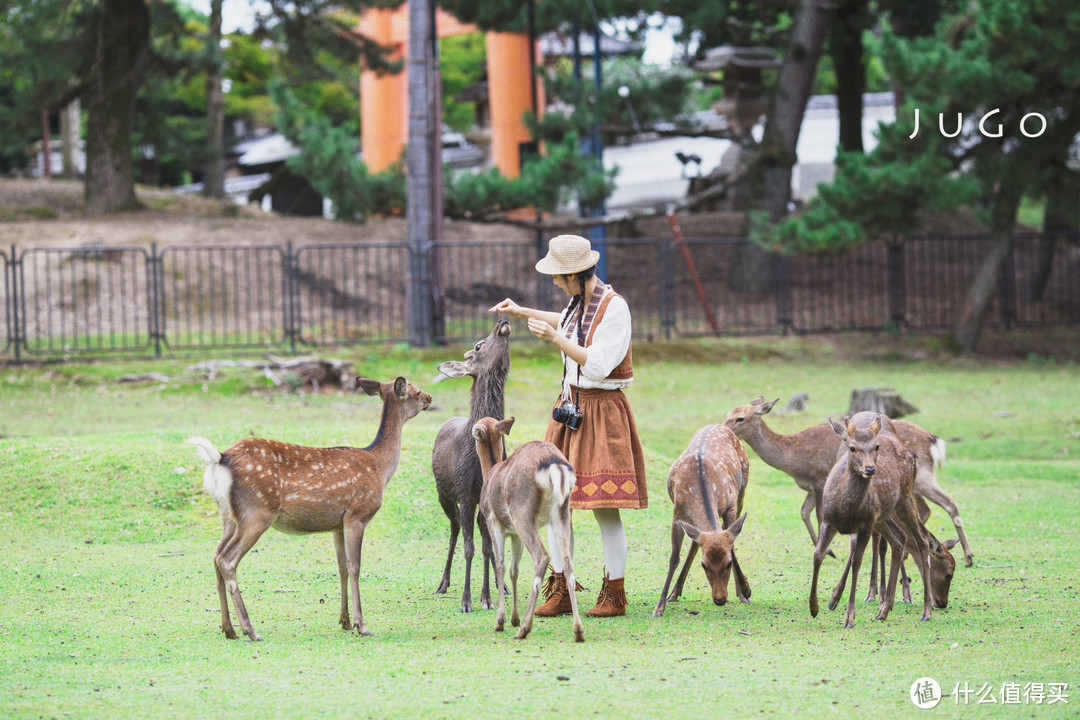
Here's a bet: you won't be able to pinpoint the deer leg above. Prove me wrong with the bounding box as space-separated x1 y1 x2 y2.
919 483 973 567
899 553 913 604
215 513 274 642
843 530 872 629
488 520 507 633
458 501 477 613
812 485 836 558
213 513 239 639
478 509 495 610
333 529 351 630
553 510 584 643
343 517 373 636
896 502 935 621
800 491 818 546
668 541 699 603
514 515 550 641
809 522 838 618
865 533 881 603
509 534 523 628
435 500 459 595
652 523 685 617
724 512 751 602
829 534 858 612
875 521 907 621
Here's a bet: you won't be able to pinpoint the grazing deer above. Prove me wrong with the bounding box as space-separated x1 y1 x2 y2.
724 396 973 566
432 319 511 612
864 495 959 607
473 416 584 642
652 424 750 618
188 376 431 641
809 412 935 628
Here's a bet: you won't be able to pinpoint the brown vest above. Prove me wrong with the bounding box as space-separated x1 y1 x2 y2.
585 290 633 381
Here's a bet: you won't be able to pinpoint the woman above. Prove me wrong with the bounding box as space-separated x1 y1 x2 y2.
489 234 647 617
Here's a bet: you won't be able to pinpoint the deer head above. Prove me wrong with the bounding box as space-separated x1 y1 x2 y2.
723 396 779 437
829 414 882 480
356 376 432 419
438 320 511 381
929 534 959 608
471 416 515 468
679 514 747 606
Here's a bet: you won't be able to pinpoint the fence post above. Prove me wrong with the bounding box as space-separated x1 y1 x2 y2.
773 252 793 335
999 241 1016 330
150 242 163 357
9 245 19 363
887 235 906 330
284 241 297 354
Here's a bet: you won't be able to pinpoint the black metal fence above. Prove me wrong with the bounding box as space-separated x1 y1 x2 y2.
2 232 1078 361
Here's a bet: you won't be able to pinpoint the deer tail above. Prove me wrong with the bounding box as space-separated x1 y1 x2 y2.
537 456 576 509
187 436 233 509
930 435 947 468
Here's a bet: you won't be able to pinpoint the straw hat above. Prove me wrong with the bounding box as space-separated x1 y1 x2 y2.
534 234 600 275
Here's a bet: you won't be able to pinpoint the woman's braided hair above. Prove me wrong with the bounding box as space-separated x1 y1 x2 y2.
557 265 596 348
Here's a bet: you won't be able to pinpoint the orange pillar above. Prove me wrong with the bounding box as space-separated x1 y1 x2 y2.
360 9 407 173
485 32 542 179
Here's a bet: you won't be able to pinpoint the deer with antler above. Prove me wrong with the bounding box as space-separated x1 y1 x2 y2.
652 424 750 617
188 376 431 641
472 416 584 642
432 319 511 612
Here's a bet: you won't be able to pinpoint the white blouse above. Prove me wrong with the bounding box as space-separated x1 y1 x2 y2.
558 287 633 399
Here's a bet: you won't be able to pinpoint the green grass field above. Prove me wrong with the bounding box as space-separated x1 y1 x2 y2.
1 336 1077 718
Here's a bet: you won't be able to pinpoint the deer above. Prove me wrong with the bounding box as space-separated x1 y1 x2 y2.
724 396 973 567
472 416 584 642
809 412 935 628
187 376 432 641
432 319 511 612
652 424 750 618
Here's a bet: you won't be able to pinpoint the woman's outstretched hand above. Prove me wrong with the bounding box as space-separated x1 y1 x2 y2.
489 298 523 317
527 317 556 342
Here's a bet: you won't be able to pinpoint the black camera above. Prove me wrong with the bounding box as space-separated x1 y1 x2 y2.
552 401 583 430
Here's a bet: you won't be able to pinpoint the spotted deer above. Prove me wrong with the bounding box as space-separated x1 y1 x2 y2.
652 424 750 617
472 417 584 642
432 320 512 612
724 396 973 566
809 412 935 628
188 376 431 641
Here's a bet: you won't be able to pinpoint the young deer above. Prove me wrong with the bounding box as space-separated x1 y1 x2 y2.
432 319 511 612
472 416 584 643
809 412 934 628
188 376 431 641
864 495 959 607
652 424 750 618
724 396 973 566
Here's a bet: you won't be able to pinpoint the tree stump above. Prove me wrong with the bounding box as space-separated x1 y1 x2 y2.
847 388 918 419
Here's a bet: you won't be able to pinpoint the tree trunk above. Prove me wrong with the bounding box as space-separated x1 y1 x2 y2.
731 0 832 293
954 185 1022 352
60 98 81 180
203 0 226 199
84 0 150 214
406 0 436 346
831 0 866 154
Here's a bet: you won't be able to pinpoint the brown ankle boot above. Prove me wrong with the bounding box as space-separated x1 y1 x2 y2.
586 575 626 617
534 571 585 617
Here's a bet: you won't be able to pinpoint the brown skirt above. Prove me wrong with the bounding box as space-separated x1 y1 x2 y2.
544 387 648 510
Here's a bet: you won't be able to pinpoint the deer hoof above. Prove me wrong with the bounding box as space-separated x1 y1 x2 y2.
513 629 529 640
460 601 472 613
810 602 819 618
222 626 238 640
965 555 973 567
843 621 855 629
481 599 495 611
574 630 585 643
827 599 840 612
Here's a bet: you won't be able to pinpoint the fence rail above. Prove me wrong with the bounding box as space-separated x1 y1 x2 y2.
2 232 1078 361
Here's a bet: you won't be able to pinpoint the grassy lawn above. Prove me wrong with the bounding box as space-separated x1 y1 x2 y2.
1 335 1077 718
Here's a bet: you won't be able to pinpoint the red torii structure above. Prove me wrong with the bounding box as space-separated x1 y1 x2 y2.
358 6 544 178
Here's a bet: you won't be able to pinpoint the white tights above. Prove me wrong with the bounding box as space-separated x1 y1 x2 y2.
547 508 627 580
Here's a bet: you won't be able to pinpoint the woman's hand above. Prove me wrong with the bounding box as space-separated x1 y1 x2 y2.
489 298 524 318
527 317 557 342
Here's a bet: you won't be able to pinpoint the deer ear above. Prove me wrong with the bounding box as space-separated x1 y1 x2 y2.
355 377 382 396
677 521 703 545
394 377 408 399
758 398 779 415
750 395 765 405
438 361 469 379
471 423 486 441
724 513 747 540
828 416 847 438
496 417 515 436
942 538 960 550
869 416 881 435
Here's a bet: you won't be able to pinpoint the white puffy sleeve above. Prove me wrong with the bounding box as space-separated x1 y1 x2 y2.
581 295 631 381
